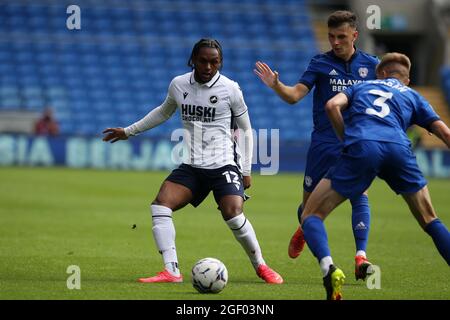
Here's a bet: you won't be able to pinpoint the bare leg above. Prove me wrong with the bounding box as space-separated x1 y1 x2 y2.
153 180 193 211
401 185 437 229
298 190 312 222
218 195 244 221
402 186 450 265
302 179 346 222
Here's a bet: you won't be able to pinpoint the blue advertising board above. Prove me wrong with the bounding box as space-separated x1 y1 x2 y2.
0 134 449 178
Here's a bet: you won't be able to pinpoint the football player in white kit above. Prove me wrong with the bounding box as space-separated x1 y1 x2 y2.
102 39 283 284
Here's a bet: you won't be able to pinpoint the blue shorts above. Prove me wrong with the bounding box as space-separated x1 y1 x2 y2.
303 140 344 192
166 164 244 207
326 140 427 200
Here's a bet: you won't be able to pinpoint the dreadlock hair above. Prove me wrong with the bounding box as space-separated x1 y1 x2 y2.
187 38 223 69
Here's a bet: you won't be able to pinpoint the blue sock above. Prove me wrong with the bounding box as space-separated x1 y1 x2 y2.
297 204 303 225
425 219 450 265
302 215 330 262
350 195 370 254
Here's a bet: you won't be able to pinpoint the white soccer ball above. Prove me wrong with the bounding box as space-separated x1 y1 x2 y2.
191 257 228 294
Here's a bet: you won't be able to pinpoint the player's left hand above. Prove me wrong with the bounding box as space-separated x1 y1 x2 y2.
243 175 251 189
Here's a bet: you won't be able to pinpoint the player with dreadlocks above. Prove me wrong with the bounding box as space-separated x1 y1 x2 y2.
102 38 283 284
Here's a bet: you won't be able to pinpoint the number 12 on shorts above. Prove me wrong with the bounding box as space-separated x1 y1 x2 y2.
222 171 241 190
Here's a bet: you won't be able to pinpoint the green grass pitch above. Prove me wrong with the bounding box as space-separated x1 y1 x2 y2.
0 167 448 300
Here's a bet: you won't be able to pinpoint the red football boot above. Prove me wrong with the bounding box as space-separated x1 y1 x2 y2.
138 270 183 283
355 255 373 281
256 265 284 284
288 226 306 259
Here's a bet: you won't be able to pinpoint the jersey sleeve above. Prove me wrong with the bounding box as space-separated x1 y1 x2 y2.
298 57 319 90
411 93 440 130
342 84 355 102
124 80 178 136
230 82 248 117
234 112 253 176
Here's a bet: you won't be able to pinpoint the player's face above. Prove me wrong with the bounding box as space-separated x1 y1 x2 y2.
328 23 358 59
193 47 221 83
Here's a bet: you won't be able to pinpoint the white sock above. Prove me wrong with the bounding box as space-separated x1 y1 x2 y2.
151 204 180 276
226 213 265 270
319 256 334 277
356 250 366 258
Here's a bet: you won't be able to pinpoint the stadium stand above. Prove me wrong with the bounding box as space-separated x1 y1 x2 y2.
414 86 450 149
442 66 450 109
0 0 318 141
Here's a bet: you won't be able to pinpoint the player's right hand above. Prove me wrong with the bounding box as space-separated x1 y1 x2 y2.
254 61 279 89
243 175 251 189
102 127 128 143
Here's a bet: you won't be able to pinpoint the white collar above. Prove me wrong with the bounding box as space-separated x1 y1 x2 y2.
190 71 221 88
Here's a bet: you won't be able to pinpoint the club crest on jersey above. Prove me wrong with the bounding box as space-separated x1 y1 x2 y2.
209 95 218 104
304 176 313 187
358 67 368 78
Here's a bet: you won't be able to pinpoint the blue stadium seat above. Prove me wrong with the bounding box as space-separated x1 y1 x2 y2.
0 0 315 140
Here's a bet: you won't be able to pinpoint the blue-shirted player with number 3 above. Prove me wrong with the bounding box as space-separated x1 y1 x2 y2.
301 52 450 300
255 11 379 279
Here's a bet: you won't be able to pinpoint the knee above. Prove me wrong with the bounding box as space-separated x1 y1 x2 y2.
301 212 324 226
221 204 243 220
300 210 311 225
301 203 313 224
151 198 173 210
301 205 325 225
152 198 165 206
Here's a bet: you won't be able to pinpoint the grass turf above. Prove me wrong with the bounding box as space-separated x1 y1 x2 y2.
0 167 448 300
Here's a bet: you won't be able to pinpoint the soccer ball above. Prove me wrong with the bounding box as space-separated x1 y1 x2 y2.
191 257 228 294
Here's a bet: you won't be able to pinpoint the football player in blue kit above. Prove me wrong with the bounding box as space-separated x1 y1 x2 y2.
302 52 450 300
254 11 378 279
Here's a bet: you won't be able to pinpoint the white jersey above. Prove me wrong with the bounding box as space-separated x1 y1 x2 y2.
125 71 252 174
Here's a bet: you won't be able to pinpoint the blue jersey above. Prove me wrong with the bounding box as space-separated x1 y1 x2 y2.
342 78 440 147
299 49 379 142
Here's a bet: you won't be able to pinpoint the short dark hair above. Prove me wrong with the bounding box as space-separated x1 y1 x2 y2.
327 10 357 29
187 38 223 69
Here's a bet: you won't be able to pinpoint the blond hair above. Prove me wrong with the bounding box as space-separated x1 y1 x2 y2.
376 52 411 80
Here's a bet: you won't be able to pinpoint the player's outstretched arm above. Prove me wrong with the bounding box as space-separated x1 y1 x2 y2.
325 93 349 141
254 61 309 104
102 127 128 143
430 120 450 148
